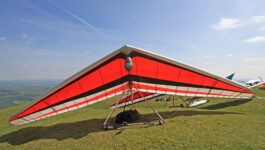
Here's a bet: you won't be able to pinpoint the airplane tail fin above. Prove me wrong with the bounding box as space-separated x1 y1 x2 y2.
259 76 264 82
226 72 235 80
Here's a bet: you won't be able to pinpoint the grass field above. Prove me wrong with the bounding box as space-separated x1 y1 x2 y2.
0 88 264 150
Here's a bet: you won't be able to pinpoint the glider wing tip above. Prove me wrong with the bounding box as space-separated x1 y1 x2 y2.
8 120 15 126
8 116 18 126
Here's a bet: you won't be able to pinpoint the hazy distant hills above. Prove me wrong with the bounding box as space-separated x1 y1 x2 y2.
0 80 61 109
0 78 251 110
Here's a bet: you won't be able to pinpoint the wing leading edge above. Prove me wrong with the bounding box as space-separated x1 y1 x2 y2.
9 45 253 125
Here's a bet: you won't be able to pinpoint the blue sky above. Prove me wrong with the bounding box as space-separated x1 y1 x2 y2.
0 0 265 80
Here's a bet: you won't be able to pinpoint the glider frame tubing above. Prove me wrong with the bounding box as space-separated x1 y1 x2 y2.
102 81 165 130
123 83 135 111
163 95 176 108
179 96 190 108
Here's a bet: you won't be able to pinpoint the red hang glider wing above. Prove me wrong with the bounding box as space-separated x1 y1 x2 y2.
10 45 253 125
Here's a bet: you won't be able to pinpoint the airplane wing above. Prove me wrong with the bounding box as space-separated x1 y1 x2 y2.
9 45 254 125
248 81 265 88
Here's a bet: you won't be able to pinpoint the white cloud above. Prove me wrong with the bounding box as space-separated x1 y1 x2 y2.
251 16 265 30
37 52 46 56
22 34 29 39
18 1 100 36
21 33 35 44
204 55 214 59
213 15 265 31
212 18 241 30
248 65 265 69
83 51 90 55
26 37 35 44
20 18 90 36
203 61 212 65
52 3 102 35
244 57 265 62
0 37 7 41
227 54 233 57
251 16 265 23
245 36 265 43
259 25 265 30
23 64 29 68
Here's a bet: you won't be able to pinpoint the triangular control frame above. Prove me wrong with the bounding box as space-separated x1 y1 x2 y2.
102 81 165 129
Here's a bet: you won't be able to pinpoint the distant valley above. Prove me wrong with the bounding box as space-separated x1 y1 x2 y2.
0 80 61 109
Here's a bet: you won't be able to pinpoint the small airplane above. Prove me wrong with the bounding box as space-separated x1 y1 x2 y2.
246 76 264 88
224 72 264 89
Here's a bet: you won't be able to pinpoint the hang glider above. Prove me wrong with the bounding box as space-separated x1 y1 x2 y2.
9 45 253 125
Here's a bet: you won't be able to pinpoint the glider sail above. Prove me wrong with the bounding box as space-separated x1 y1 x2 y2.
9 45 253 125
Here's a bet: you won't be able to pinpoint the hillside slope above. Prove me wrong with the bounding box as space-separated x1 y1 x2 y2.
0 88 264 150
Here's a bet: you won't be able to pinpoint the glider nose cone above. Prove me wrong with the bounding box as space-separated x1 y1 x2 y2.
125 57 133 71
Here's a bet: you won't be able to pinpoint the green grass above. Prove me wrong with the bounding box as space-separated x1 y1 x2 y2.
0 88 265 150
